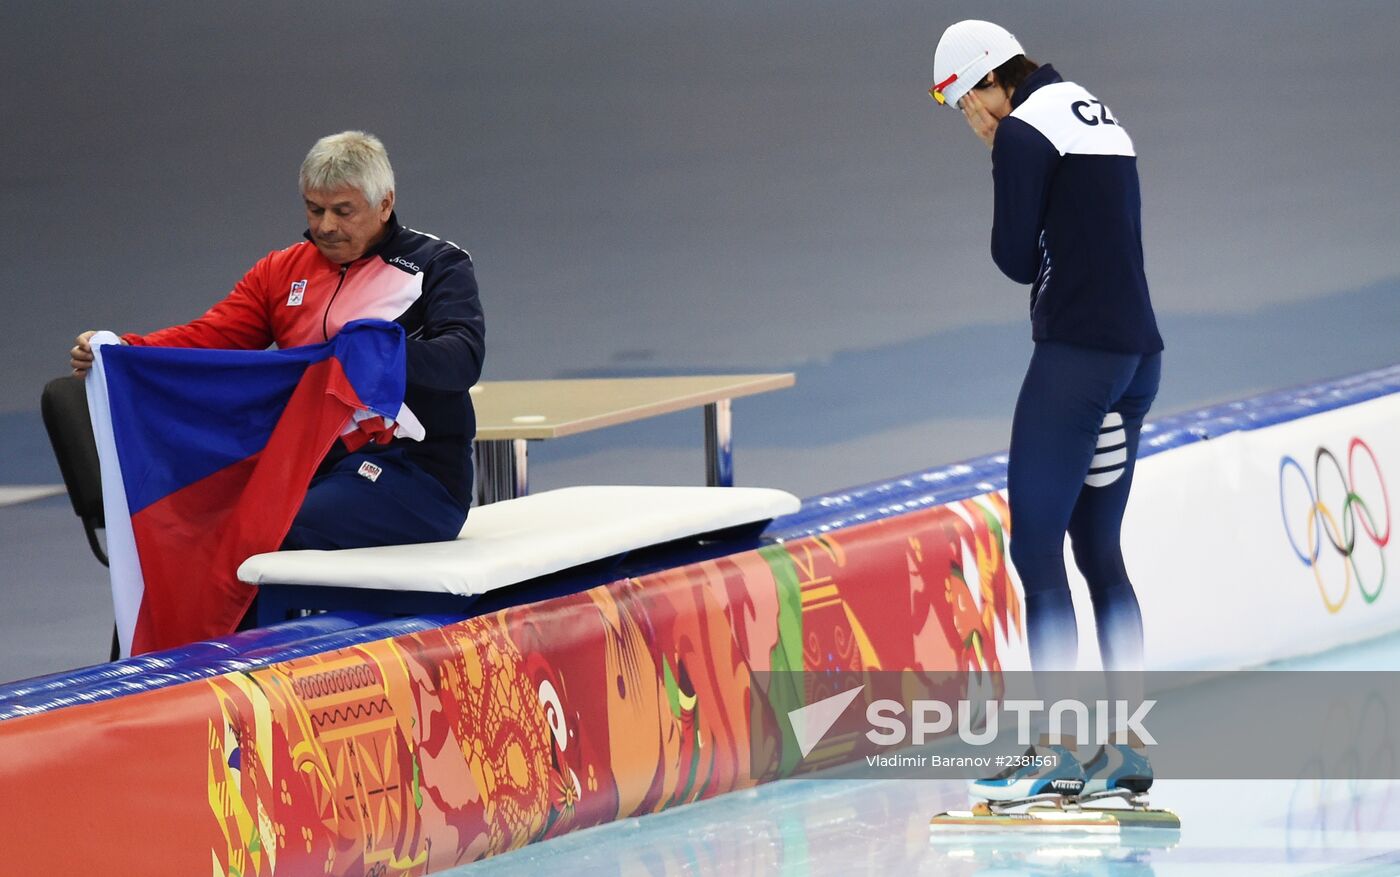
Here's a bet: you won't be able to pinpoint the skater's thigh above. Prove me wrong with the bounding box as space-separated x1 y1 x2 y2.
1008 343 1143 547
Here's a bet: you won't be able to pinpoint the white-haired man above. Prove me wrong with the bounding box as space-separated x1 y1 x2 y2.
71 131 485 557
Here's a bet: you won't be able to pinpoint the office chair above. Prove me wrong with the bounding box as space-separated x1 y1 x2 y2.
40 375 119 659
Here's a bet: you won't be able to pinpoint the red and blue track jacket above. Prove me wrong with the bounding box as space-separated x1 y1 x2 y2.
123 214 485 506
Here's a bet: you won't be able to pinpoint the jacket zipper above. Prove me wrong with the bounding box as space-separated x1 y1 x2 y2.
322 264 349 341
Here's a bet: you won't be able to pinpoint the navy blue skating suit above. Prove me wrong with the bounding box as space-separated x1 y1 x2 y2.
991 65 1163 673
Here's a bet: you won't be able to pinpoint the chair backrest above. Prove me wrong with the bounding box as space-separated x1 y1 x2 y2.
40 375 108 566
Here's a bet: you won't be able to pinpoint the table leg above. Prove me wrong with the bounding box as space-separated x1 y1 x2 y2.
475 438 530 504
704 399 733 487
512 438 529 498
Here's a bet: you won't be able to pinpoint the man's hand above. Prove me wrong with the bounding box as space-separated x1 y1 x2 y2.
70 330 99 377
960 90 999 150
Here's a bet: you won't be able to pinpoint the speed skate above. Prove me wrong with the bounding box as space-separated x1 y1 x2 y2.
930 788 1181 834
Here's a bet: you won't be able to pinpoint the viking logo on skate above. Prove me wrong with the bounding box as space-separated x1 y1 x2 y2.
1278 438 1390 613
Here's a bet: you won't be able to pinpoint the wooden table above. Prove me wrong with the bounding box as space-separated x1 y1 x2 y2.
470 373 795 504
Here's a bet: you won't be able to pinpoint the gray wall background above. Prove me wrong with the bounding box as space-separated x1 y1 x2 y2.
2 2 1399 676
5 1 1399 495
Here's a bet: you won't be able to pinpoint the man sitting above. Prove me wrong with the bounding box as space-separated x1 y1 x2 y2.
70 130 485 553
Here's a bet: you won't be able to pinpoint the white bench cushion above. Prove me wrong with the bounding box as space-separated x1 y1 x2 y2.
236 485 800 596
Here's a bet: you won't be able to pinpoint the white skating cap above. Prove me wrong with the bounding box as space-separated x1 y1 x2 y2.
931 20 1025 109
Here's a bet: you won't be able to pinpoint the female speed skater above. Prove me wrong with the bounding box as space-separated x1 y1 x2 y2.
930 20 1163 803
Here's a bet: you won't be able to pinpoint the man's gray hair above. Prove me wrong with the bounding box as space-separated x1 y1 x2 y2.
299 131 395 207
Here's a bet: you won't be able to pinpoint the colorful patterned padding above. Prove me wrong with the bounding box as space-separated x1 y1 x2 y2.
3 364 1399 874
0 491 1018 874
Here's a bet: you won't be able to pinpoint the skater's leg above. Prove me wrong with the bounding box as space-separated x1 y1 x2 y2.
1008 342 1145 673
1066 353 1160 673
979 343 1143 803
1067 353 1161 794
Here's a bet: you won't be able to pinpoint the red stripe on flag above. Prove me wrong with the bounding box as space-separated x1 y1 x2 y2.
128 357 363 653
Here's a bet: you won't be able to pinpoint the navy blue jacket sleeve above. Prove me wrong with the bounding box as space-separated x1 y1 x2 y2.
406 249 485 392
990 116 1060 284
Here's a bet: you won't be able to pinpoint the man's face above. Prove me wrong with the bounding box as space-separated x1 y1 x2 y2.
304 186 394 264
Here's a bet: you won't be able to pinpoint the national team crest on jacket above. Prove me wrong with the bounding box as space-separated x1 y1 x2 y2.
287 279 307 306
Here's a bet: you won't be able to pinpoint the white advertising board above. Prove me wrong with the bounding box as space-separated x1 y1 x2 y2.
1088 393 1400 671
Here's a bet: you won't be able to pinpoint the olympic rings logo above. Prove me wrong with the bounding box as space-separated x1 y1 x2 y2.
1278 438 1390 613
1286 690 1395 851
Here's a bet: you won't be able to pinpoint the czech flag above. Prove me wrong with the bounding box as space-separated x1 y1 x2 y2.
87 320 419 656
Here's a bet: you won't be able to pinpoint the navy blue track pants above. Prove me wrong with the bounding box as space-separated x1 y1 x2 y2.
281 446 468 551
1007 341 1161 674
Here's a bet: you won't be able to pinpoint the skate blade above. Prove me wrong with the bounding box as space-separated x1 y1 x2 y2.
930 806 1180 833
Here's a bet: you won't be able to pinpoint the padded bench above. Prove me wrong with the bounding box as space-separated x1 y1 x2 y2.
239 485 800 623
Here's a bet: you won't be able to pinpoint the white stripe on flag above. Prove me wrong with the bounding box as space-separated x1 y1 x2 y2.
89 332 144 658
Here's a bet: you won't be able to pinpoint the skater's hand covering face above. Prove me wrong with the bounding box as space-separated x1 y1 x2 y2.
959 75 1013 150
